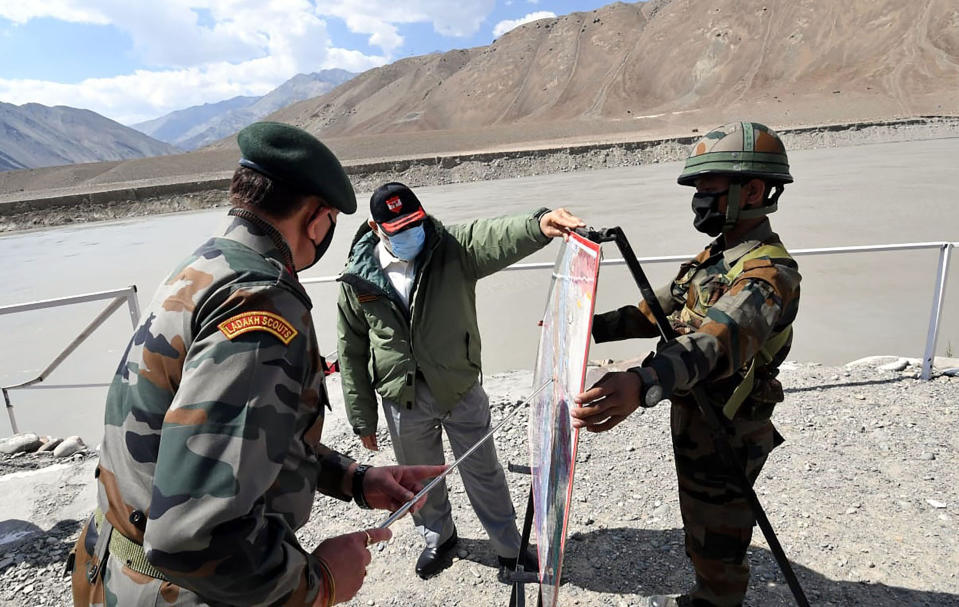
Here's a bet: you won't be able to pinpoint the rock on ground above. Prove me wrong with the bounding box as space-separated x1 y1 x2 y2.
51 437 85 459
1 362 957 606
0 435 42 456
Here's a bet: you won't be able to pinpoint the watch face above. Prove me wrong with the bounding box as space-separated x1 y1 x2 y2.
628 366 661 407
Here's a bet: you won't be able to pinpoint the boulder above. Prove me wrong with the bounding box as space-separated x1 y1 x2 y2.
879 358 910 372
845 355 901 368
37 437 64 453
0 433 42 454
53 436 86 458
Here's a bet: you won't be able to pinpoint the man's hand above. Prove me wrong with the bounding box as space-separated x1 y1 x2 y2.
360 434 378 451
570 371 642 432
312 528 391 605
540 208 586 238
363 465 447 512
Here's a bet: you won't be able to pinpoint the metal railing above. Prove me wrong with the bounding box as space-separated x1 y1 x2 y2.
0 241 952 435
1 286 140 434
303 240 957 380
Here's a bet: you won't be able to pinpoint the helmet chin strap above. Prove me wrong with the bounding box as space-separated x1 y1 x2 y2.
727 183 784 223
723 182 743 230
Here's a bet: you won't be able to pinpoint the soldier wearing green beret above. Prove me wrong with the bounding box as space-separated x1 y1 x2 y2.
69 122 444 607
571 122 802 607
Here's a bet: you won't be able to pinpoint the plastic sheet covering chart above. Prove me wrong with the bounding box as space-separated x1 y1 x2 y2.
529 231 601 607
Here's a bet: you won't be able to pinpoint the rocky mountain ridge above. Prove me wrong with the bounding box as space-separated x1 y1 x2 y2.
134 69 356 150
0 103 178 172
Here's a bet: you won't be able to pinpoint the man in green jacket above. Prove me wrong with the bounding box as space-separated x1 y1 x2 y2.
337 182 583 579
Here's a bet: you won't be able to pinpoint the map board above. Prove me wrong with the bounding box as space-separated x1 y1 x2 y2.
529 231 601 607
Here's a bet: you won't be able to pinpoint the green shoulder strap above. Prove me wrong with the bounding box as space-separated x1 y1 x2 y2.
724 243 790 282
721 242 793 420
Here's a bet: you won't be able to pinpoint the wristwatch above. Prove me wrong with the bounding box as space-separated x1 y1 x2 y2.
626 365 665 408
352 464 373 509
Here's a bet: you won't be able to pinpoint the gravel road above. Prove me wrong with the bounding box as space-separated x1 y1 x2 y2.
1 358 957 607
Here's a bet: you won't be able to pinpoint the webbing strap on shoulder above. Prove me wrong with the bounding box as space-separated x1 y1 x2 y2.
721 325 792 419
720 241 793 420
724 243 791 283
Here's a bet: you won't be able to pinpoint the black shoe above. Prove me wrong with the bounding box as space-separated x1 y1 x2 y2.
497 547 539 573
415 529 458 579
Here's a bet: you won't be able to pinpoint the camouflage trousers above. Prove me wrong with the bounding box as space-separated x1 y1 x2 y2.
70 515 207 606
669 397 783 607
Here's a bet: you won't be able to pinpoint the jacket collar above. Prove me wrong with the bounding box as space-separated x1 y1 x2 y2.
222 208 296 274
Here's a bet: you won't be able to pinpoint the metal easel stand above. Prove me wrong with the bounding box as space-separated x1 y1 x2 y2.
507 487 541 607
581 226 810 607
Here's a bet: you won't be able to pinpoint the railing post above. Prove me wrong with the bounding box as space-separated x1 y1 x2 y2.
126 286 141 327
922 243 953 380
3 388 18 435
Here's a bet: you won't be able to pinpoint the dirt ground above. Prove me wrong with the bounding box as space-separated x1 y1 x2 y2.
1 359 957 606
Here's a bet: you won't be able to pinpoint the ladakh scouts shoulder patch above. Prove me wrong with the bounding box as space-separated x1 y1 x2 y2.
218 311 298 344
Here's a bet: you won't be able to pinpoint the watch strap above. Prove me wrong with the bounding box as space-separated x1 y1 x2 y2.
352 464 373 509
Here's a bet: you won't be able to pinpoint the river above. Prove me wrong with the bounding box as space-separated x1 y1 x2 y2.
2 137 957 442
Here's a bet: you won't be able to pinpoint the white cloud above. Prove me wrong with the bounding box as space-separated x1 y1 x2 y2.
0 49 387 124
315 1 495 53
0 0 392 123
0 0 108 25
0 0 500 123
492 11 555 38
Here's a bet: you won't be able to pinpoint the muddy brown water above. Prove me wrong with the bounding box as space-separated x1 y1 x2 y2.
1 137 957 443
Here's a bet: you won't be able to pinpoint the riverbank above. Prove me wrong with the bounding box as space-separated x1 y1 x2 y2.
1 358 957 606
2 115 958 234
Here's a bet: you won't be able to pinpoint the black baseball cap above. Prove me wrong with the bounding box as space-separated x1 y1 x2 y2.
370 182 426 235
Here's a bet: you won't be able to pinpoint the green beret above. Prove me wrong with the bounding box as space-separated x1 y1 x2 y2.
237 121 357 214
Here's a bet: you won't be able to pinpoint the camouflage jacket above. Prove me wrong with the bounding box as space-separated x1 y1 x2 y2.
95 209 354 606
592 220 801 405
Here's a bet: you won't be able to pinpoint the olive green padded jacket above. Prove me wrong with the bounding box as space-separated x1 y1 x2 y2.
336 210 549 436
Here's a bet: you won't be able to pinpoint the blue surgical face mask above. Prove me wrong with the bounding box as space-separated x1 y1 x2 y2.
387 225 425 261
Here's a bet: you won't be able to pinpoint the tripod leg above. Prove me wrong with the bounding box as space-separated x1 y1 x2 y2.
510 488 536 607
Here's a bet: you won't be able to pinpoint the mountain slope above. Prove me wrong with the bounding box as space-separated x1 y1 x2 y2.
0 103 179 172
266 0 959 137
132 96 258 146
135 69 356 150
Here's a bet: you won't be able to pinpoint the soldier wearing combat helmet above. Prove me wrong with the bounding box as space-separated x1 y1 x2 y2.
571 121 802 607
69 122 443 607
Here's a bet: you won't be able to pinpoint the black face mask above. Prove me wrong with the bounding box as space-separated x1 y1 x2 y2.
301 214 336 270
691 190 728 237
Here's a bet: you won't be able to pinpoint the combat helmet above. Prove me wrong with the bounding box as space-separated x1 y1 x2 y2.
678 121 792 230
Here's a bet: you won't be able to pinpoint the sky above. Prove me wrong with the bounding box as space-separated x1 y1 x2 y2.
0 1 635 125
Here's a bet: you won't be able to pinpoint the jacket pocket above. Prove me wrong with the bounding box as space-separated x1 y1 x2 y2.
465 331 481 369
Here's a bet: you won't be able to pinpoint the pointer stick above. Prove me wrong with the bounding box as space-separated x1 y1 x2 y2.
376 378 554 529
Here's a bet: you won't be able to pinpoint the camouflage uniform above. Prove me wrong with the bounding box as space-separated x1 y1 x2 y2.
71 209 354 607
593 219 801 606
